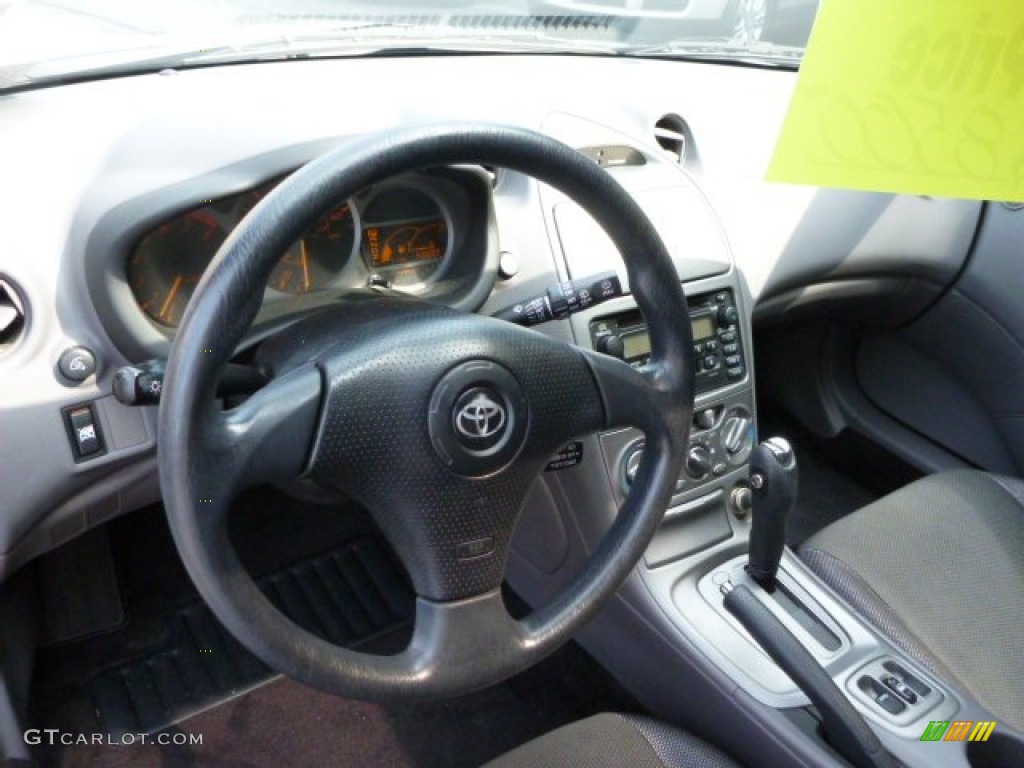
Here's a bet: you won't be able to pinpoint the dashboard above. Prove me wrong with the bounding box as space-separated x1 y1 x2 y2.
0 53 980 580
4 37 1022 768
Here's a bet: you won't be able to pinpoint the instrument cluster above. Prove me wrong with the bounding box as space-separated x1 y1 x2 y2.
127 174 457 328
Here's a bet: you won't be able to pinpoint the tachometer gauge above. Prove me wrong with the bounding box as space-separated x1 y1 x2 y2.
268 203 357 295
360 186 450 288
128 210 227 327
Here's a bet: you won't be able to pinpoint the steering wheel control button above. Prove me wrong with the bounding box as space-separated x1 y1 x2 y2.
58 346 97 382
491 270 622 327
63 403 105 461
113 359 167 405
428 360 529 477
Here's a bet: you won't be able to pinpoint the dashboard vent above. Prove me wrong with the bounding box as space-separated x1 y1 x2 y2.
654 115 689 165
579 145 646 168
0 278 26 353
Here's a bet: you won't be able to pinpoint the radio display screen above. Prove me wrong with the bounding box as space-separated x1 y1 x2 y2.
623 332 651 360
622 314 716 360
618 313 716 360
691 314 714 340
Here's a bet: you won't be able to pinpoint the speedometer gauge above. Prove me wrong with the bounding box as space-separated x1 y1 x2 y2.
360 186 449 287
268 203 357 295
128 211 227 327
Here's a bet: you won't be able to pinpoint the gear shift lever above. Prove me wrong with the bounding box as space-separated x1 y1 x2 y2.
747 437 798 591
727 440 901 767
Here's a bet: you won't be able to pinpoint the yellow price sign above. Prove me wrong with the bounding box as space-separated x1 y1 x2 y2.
768 0 1024 200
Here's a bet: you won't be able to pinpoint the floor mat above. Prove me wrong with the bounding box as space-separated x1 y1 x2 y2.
33 535 414 766
45 640 637 768
88 537 413 737
30 493 639 768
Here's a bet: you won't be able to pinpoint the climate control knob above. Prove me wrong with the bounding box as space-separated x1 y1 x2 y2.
685 445 713 480
717 305 739 327
723 411 754 457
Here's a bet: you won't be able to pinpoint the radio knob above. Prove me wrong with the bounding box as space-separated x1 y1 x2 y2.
717 305 739 327
685 445 713 480
597 334 625 359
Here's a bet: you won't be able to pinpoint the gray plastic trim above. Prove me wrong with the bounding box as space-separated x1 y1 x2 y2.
0 454 159 580
664 549 1009 768
0 569 35 762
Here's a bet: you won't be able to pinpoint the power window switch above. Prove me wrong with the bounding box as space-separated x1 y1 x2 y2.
881 674 918 704
64 404 105 461
858 674 907 716
875 691 907 715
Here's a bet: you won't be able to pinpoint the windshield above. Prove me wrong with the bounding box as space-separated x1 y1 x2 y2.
0 0 820 91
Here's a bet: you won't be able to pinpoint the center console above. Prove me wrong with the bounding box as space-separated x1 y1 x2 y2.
508 267 986 768
493 115 990 768
584 285 757 568
572 277 758 560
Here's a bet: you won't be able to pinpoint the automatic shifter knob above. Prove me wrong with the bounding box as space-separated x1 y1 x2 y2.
747 437 798 590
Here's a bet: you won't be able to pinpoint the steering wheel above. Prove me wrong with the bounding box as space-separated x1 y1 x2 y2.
159 123 695 701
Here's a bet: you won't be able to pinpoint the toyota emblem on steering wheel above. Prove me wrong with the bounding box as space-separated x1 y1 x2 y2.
454 390 507 441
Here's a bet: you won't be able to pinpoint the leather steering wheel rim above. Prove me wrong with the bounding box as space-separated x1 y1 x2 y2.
159 123 695 701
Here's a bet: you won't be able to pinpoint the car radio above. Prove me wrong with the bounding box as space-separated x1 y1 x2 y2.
588 289 747 394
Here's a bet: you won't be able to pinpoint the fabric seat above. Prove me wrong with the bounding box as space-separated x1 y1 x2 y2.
484 713 741 768
798 469 1024 732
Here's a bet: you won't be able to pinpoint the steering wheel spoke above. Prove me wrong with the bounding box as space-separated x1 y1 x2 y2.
579 347 684 435
204 363 323 497
397 591 530 695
